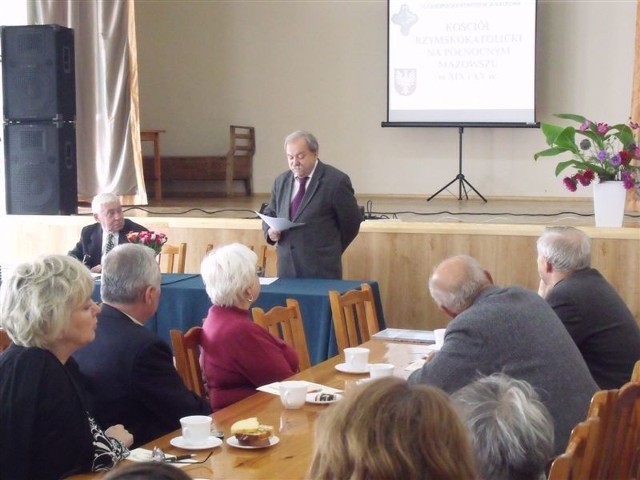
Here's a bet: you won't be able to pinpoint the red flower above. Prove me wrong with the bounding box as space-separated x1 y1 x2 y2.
563 177 578 192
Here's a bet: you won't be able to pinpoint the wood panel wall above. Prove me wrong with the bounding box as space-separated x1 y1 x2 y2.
2 216 638 330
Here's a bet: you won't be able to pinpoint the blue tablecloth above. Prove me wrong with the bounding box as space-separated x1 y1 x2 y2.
93 274 385 365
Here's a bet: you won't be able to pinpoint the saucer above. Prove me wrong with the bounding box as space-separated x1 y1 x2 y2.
226 435 280 449
170 435 223 450
306 392 343 404
335 362 370 374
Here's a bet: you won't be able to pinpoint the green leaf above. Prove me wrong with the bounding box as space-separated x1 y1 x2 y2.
534 147 570 161
554 113 589 124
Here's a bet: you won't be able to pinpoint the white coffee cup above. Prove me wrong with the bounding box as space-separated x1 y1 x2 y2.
434 328 446 349
279 380 308 409
180 415 212 446
369 363 395 379
344 347 370 370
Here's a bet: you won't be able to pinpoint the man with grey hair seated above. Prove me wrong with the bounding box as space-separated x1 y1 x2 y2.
69 193 148 273
407 254 597 455
536 226 640 389
451 373 555 480
73 244 210 447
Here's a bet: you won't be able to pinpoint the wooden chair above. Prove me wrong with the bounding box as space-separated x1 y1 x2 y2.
252 299 311 371
0 328 12 353
258 245 278 277
329 283 380 351
548 417 601 480
169 327 207 398
160 242 187 273
632 360 640 383
213 125 255 197
560 383 640 479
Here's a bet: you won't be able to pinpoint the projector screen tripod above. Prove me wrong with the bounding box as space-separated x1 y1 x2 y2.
427 126 487 203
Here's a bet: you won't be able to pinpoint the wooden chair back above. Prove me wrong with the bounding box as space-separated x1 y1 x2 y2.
632 360 640 383
160 242 187 273
329 283 380 351
252 299 311 371
258 245 278 277
0 328 12 353
217 125 255 197
548 417 601 480
169 327 206 398
563 383 640 479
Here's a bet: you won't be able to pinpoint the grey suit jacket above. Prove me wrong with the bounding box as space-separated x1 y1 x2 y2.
262 161 361 279
546 268 640 389
408 285 598 455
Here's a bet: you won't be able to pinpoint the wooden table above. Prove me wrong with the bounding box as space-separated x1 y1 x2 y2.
140 129 165 201
68 339 431 479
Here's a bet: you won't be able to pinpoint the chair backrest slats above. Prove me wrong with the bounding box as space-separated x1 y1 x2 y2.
252 298 311 371
329 283 380 351
170 327 206 398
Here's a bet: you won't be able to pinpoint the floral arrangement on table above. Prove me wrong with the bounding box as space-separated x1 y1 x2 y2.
126 231 168 255
533 113 640 192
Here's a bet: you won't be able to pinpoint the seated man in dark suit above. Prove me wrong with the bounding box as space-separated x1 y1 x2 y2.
407 255 597 455
73 244 211 447
537 226 640 389
68 192 147 273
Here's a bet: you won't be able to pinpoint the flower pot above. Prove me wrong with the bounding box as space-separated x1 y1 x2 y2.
592 181 626 227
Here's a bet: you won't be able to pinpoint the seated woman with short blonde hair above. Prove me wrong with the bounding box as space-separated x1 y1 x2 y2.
0 255 132 480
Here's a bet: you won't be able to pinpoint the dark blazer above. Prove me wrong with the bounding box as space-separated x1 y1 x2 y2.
408 285 598 455
262 161 361 279
68 218 148 269
73 304 211 447
545 268 640 389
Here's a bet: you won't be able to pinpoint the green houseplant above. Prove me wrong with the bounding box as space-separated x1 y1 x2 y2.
534 113 640 191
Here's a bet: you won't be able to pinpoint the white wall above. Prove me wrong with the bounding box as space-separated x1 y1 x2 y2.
134 0 637 199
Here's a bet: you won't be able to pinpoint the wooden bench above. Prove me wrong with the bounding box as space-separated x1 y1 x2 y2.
143 125 254 198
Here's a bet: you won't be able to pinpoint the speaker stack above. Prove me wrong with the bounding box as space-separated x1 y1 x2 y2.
2 24 78 215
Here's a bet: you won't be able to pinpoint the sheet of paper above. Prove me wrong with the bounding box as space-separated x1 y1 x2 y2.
259 277 278 285
256 212 304 232
257 381 342 396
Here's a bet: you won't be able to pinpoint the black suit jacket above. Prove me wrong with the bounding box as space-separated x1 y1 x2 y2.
262 161 361 279
73 304 211 447
68 218 148 269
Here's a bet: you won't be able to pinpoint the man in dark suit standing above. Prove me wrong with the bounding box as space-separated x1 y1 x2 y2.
68 192 148 273
262 131 361 279
73 244 211 447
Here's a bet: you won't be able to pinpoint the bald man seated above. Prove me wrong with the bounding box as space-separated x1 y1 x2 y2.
407 254 597 455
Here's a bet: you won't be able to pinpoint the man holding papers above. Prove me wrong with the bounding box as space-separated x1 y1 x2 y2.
261 130 361 279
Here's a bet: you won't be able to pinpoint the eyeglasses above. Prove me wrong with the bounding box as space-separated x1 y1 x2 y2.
151 446 212 464
256 265 265 277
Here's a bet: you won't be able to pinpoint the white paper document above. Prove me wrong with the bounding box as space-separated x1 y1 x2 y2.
256 212 304 231
257 381 342 396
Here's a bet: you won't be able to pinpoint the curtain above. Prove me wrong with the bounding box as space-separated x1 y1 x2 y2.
29 0 147 205
628 0 640 211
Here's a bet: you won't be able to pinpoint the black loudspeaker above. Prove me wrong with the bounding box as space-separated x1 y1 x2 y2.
4 123 78 215
1 24 75 121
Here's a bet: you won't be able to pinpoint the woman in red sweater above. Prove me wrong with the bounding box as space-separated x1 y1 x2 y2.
200 243 299 410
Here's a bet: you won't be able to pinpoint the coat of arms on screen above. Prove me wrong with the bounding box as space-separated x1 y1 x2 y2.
395 69 416 96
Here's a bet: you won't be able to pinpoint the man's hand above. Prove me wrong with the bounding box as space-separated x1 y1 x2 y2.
268 228 281 243
90 265 102 274
538 279 551 298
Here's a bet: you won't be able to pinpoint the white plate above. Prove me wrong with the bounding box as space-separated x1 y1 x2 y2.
170 435 223 450
306 392 343 404
335 362 370 374
226 435 280 450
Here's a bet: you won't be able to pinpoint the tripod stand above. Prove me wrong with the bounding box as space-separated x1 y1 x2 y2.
427 126 487 202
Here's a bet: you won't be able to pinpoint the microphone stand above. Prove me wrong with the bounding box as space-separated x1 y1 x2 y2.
427 126 487 202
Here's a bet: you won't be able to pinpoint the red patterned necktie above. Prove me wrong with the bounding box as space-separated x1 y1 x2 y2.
289 176 308 219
